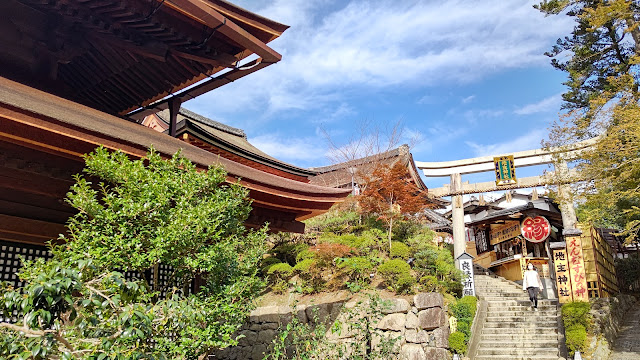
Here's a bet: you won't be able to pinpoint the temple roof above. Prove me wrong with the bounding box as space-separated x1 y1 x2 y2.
1 0 286 117
309 145 427 190
150 108 317 179
0 76 350 232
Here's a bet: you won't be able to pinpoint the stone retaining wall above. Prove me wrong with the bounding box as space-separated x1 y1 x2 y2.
586 294 637 359
213 292 451 360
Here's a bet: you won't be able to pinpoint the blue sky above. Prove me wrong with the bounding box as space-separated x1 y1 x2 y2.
185 0 575 191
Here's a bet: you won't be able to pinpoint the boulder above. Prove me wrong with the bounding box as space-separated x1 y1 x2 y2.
376 313 406 331
417 308 445 330
424 346 450 359
405 311 419 329
405 329 430 344
400 343 427 360
414 293 443 310
382 298 410 314
432 326 450 348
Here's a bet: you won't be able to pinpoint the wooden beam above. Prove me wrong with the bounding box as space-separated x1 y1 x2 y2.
168 97 181 138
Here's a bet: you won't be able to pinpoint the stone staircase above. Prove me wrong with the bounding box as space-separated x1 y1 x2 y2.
471 270 564 360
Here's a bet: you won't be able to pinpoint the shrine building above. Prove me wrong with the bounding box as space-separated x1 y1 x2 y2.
0 0 349 287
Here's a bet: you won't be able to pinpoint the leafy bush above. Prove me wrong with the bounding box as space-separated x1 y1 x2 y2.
261 256 283 273
336 257 373 282
458 296 477 316
419 275 441 292
615 255 640 292
293 259 316 273
448 331 467 354
562 301 591 328
565 324 587 357
0 147 268 359
268 263 294 279
561 301 591 356
412 243 464 296
378 259 415 294
272 242 309 265
390 241 411 259
457 320 471 340
309 243 356 264
296 249 317 262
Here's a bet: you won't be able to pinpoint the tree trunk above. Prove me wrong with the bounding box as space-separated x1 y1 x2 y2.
388 217 393 252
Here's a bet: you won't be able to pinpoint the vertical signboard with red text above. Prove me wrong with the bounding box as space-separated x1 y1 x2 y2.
566 236 589 301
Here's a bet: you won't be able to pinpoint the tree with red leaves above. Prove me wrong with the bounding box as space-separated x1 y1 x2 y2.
358 161 430 251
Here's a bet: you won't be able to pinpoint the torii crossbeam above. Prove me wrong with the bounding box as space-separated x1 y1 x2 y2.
415 137 597 261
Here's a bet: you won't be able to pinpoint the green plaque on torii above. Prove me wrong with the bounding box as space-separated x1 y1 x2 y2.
494 155 516 186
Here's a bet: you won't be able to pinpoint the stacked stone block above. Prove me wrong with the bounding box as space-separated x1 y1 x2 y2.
212 293 451 360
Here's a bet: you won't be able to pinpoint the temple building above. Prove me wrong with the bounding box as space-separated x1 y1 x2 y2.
0 0 349 286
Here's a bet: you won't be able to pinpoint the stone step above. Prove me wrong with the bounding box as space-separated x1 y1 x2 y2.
482 327 558 335
485 316 557 324
483 322 557 329
475 356 562 360
477 347 559 356
478 340 558 348
481 333 558 341
485 311 558 317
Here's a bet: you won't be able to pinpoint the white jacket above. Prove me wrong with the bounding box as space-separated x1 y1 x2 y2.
522 270 542 290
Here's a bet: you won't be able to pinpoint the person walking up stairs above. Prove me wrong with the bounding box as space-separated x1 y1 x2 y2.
470 268 563 360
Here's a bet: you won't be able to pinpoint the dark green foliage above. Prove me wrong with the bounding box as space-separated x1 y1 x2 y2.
449 296 477 351
296 249 317 262
413 242 464 296
562 301 591 357
615 255 640 292
378 259 415 294
0 147 267 359
261 257 283 273
448 331 467 355
336 257 373 282
389 242 411 259
272 242 309 266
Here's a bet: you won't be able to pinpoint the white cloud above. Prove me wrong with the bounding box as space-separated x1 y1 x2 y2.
462 95 476 104
249 133 329 165
186 0 574 118
465 128 547 157
514 94 562 115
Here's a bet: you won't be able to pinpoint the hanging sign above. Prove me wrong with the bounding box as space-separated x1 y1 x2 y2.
494 155 517 186
521 216 551 243
553 249 573 303
457 253 475 297
489 221 520 245
566 236 589 301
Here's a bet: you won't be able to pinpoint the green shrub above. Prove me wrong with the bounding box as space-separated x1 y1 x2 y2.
293 259 316 273
336 234 376 250
458 296 478 316
267 263 294 279
337 257 373 281
390 241 411 259
272 242 309 265
450 298 475 323
419 275 441 292
448 331 467 354
260 256 282 273
562 301 591 328
394 272 416 294
561 301 591 357
296 249 317 262
378 259 415 294
565 324 587 357
457 319 471 340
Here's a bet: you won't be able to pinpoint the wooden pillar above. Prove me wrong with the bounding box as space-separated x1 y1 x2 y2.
168 97 182 138
451 173 465 264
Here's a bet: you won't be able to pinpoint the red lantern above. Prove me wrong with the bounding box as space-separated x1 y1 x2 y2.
521 216 551 243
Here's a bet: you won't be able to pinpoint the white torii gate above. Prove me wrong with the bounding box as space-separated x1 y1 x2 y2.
415 138 597 261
